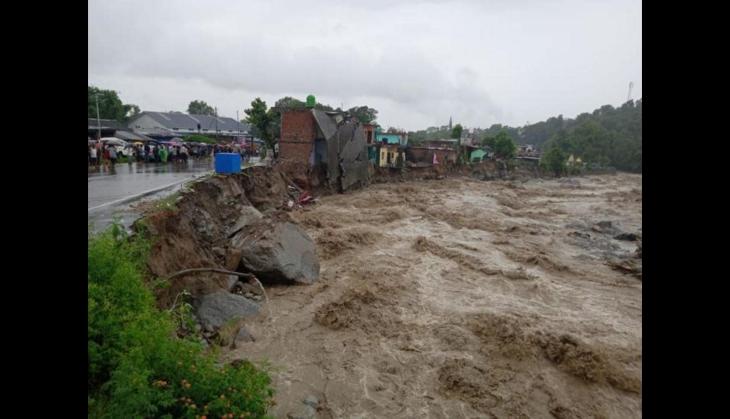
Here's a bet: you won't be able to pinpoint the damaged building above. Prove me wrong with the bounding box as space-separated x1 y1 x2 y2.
279 106 370 192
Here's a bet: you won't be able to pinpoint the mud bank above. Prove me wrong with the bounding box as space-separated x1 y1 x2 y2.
134 166 310 307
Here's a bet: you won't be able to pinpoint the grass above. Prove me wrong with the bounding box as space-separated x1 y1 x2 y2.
88 223 274 418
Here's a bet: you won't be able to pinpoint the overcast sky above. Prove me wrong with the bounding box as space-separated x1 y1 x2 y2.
88 0 641 131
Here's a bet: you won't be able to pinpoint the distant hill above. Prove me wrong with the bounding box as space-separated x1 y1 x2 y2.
408 99 642 172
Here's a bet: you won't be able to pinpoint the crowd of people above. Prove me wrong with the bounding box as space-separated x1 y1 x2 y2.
88 140 262 169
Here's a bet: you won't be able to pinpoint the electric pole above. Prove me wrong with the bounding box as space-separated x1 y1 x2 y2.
96 94 101 140
627 81 634 102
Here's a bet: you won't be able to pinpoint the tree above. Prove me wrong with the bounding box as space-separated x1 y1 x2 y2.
187 100 217 116
271 96 307 112
481 135 496 148
540 145 566 176
451 124 463 139
123 104 140 119
265 97 308 145
347 106 378 124
492 131 516 159
88 86 137 122
244 98 274 148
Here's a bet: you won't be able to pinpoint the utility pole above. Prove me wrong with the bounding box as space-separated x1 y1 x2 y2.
627 81 634 102
215 107 218 141
95 94 101 140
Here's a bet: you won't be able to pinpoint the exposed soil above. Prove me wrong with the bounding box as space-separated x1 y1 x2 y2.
220 173 642 418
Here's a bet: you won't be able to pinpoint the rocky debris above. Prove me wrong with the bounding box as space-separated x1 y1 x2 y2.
228 206 263 236
240 166 294 211
135 166 323 308
194 290 260 331
224 248 243 271
231 220 320 284
225 275 240 291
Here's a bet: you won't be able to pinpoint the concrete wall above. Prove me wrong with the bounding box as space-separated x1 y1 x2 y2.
362 124 375 144
378 145 401 167
406 147 457 165
280 110 317 166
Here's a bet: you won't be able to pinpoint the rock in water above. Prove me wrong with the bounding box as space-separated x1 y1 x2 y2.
232 221 320 284
195 290 260 331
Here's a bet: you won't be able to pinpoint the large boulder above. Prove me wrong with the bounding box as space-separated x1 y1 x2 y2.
227 206 264 237
231 220 320 284
195 290 260 331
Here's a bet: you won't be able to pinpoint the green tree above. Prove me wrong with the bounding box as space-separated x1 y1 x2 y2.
451 123 463 139
88 86 138 122
266 97 307 143
187 100 217 116
540 145 566 176
493 131 516 159
244 98 274 148
124 104 140 119
347 106 378 124
271 96 307 112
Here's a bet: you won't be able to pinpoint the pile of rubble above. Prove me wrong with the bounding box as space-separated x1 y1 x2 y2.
134 165 322 346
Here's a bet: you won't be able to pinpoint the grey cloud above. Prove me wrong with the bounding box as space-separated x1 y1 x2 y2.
89 0 641 129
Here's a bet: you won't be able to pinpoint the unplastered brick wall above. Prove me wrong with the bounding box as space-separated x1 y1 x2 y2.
280 110 317 165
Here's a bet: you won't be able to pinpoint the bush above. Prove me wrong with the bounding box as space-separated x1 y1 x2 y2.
88 224 274 418
493 131 516 159
540 145 566 176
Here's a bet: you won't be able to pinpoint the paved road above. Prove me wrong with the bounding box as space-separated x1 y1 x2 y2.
88 157 266 232
88 159 215 232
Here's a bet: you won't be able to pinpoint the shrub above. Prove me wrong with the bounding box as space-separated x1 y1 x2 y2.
540 145 566 176
88 224 274 418
492 131 516 159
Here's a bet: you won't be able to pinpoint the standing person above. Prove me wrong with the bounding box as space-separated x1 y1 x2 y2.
108 145 118 167
102 145 111 168
89 145 98 167
180 144 188 163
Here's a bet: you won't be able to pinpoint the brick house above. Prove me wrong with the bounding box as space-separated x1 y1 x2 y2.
279 109 369 192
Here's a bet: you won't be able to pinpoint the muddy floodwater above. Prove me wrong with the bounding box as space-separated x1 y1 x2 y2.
225 173 642 418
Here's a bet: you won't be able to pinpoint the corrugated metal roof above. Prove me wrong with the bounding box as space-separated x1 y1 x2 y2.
312 109 338 140
88 118 123 129
134 111 250 133
113 130 144 141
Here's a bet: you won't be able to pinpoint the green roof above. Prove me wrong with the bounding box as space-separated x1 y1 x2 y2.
470 149 487 160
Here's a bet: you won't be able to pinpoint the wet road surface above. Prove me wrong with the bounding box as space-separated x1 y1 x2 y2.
88 157 265 232
88 159 215 232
